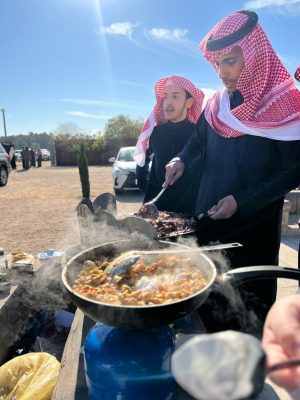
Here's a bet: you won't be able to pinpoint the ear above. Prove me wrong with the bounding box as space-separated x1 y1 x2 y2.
186 97 194 109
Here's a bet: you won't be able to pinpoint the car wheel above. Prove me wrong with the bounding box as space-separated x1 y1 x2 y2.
0 167 8 186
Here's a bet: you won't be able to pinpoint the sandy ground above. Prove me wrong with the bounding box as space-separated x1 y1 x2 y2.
1 161 299 399
0 162 144 255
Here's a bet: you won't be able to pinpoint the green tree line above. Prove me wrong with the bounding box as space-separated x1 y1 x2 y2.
0 114 144 152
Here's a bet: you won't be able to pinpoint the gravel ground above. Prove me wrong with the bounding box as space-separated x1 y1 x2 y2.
0 162 143 255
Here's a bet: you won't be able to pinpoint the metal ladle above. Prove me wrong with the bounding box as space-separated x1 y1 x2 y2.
105 242 242 277
140 187 167 215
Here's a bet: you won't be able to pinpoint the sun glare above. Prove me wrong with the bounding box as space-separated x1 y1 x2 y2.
91 0 116 98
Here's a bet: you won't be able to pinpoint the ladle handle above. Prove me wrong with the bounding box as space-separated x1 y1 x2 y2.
225 265 300 285
146 242 242 255
151 187 167 204
267 359 300 374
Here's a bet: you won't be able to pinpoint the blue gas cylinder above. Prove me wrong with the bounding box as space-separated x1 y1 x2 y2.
84 323 176 400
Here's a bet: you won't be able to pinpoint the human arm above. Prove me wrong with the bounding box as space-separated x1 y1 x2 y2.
233 140 300 217
262 294 300 392
136 146 152 192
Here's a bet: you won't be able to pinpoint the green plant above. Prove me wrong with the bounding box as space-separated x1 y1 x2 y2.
77 143 90 198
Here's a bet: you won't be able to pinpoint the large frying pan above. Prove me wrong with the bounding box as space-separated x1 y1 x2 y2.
62 240 300 329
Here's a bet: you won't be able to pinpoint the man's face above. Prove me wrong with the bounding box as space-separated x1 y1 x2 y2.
214 47 245 92
163 85 193 123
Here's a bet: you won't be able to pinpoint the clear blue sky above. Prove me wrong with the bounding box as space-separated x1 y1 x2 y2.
1 0 299 136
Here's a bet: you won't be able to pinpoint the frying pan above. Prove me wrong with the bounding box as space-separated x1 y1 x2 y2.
62 239 300 329
136 211 198 240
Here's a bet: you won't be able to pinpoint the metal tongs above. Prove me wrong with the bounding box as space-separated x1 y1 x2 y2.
105 242 242 277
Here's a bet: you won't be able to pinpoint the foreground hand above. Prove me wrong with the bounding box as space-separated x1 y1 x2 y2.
207 195 237 220
262 295 300 392
163 158 185 187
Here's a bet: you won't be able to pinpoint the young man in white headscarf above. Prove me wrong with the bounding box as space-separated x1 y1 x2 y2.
164 10 300 329
134 75 204 214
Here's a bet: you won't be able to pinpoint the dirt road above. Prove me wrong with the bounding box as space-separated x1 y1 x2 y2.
0 162 143 255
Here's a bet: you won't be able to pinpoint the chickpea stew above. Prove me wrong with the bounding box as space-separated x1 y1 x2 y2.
72 255 208 306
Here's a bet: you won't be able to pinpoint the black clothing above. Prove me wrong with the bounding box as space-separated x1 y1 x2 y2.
37 154 42 168
21 150 25 169
178 90 300 332
143 119 202 214
31 150 36 167
10 155 16 169
136 149 151 193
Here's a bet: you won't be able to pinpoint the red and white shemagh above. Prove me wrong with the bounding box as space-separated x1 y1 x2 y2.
199 10 300 140
134 75 204 167
295 66 300 83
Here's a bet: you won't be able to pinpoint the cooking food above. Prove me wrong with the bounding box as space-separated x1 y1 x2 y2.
72 254 208 306
135 210 196 237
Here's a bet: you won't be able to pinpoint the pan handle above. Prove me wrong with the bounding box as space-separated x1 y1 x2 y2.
224 265 300 285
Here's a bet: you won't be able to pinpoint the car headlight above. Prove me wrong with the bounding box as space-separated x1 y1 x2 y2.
114 167 129 176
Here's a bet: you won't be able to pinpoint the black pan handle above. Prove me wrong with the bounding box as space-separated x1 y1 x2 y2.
224 265 300 285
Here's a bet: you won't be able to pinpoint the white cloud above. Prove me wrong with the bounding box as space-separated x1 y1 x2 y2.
146 28 189 41
99 22 137 38
66 111 112 120
61 98 102 106
60 98 149 111
244 0 300 15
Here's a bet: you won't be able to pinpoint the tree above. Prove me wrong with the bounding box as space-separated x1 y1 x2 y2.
54 122 85 138
0 132 52 149
77 143 90 198
103 115 143 142
92 135 107 152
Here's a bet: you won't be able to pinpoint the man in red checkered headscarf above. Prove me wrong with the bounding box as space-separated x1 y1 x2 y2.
164 10 300 330
295 65 300 83
134 75 204 214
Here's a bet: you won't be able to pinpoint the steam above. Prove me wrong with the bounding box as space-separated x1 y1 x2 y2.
0 205 264 355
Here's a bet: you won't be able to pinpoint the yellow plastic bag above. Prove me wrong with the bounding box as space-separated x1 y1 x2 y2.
0 352 60 400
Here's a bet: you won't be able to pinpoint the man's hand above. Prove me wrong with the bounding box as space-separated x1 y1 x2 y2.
163 158 185 187
207 195 237 220
262 295 300 392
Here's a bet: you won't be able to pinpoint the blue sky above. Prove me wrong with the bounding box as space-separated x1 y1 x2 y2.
1 0 300 136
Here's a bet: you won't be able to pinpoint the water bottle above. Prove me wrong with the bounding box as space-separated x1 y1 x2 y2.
84 323 176 400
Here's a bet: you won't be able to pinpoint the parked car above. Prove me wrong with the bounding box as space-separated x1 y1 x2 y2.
109 147 139 194
40 149 50 161
14 149 22 161
0 143 12 186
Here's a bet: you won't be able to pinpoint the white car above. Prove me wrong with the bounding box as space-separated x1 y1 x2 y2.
14 150 22 161
40 149 50 161
109 147 139 194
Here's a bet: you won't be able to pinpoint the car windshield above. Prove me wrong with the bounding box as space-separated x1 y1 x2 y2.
117 149 134 162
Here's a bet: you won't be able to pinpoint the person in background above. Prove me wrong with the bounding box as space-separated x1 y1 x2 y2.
295 65 300 83
294 67 300 192
22 146 31 170
164 10 300 328
262 294 300 398
37 148 42 168
30 147 36 168
21 147 25 169
134 75 204 214
9 143 16 170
